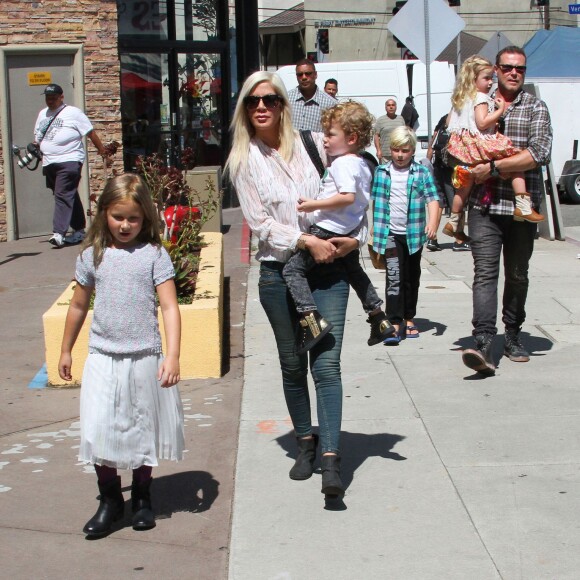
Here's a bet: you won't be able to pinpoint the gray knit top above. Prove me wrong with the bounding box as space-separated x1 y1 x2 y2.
75 243 175 355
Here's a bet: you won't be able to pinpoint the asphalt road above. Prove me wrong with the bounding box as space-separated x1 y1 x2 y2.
559 196 580 227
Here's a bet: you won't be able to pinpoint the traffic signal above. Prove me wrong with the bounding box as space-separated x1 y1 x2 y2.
392 1 407 48
536 0 549 5
318 29 329 54
448 0 461 6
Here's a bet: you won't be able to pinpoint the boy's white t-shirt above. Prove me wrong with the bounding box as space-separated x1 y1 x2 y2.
34 105 94 166
389 164 409 234
313 154 372 235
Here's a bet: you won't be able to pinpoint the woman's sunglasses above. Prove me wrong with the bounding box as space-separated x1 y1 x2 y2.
243 94 282 110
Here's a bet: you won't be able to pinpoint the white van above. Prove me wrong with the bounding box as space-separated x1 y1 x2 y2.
276 60 456 159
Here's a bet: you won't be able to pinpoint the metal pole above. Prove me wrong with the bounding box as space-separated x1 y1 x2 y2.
424 0 432 139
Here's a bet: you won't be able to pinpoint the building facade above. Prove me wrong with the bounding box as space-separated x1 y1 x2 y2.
0 0 252 242
260 0 578 67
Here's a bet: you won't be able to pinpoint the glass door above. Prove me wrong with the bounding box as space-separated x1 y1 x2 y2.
176 51 223 166
120 50 223 169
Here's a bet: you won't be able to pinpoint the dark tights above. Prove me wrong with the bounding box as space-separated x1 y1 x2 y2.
94 464 152 484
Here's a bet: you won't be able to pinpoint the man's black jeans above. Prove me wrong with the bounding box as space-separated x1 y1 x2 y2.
468 209 536 338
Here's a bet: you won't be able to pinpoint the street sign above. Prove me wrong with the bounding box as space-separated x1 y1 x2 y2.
387 0 465 64
569 4 580 14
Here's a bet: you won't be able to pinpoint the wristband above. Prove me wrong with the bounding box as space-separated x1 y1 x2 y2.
296 235 309 251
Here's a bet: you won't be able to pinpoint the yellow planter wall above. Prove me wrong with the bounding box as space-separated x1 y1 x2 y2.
43 232 224 386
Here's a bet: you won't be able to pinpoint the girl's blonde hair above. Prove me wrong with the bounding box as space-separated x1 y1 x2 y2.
81 173 161 268
225 71 295 178
321 100 375 149
389 126 417 150
451 55 493 112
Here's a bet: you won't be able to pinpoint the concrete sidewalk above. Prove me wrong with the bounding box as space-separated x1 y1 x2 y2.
230 226 580 580
0 209 249 579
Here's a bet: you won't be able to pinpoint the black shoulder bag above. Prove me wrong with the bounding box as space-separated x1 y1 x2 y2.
299 130 325 178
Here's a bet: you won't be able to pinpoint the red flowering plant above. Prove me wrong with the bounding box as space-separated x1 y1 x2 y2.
135 147 220 302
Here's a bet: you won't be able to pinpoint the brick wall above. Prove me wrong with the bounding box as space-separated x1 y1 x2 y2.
0 0 123 242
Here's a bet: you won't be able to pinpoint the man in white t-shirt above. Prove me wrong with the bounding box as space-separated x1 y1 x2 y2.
34 84 110 247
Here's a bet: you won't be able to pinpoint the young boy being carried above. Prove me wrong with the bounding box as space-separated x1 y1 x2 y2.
283 101 395 354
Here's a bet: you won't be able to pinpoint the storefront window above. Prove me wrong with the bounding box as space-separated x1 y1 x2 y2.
176 0 220 41
117 0 228 170
117 0 169 40
177 52 222 165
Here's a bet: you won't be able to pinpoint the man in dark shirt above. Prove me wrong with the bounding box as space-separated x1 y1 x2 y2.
401 96 419 128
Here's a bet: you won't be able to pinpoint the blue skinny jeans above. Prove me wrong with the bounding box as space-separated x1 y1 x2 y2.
258 261 349 454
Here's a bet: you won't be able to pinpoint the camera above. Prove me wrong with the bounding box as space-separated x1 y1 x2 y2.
13 143 42 169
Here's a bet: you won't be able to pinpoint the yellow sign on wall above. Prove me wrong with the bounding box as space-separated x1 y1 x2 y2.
28 72 52 86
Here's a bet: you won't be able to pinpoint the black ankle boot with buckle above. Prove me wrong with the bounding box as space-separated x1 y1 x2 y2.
462 334 496 376
289 434 319 480
295 311 334 355
83 476 125 538
504 328 530 362
367 311 396 346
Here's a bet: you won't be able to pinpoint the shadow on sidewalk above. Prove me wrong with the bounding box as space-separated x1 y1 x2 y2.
453 331 554 379
276 430 407 510
152 470 220 517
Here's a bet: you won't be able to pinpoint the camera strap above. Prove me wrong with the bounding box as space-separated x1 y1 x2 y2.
37 105 67 144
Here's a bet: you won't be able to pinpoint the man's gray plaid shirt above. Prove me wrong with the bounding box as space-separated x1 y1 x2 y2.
287 86 338 132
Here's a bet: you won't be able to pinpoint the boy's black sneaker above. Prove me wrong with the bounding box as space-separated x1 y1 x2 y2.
367 312 396 346
295 311 334 355
426 239 442 251
504 329 530 362
453 241 471 252
462 334 496 376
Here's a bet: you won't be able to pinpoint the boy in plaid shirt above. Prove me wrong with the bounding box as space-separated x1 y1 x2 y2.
371 126 440 344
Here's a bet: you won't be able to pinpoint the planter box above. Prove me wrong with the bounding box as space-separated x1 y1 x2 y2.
42 232 224 387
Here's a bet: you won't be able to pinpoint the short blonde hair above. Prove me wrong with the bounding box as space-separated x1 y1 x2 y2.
225 71 294 178
321 100 375 149
389 126 417 150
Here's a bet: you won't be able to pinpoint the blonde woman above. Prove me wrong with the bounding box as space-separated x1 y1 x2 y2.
226 71 365 498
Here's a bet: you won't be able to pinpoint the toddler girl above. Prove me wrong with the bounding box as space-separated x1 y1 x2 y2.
443 55 543 238
59 173 184 538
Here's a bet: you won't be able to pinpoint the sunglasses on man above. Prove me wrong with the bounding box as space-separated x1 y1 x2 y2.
497 64 527 75
243 94 283 110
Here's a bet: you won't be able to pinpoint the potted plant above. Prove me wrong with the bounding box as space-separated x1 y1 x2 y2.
135 147 221 303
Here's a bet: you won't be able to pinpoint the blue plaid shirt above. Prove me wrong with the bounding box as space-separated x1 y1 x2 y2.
287 86 337 132
371 160 439 255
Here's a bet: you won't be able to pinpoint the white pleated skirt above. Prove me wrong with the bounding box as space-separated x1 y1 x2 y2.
79 352 185 469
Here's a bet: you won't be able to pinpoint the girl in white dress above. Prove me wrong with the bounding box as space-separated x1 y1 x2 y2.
59 173 184 538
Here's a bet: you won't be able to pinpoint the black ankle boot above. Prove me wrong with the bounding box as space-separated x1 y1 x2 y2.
462 334 496 376
367 312 396 346
131 478 156 530
321 454 344 497
289 434 319 480
83 476 125 537
295 311 334 355
504 329 530 362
